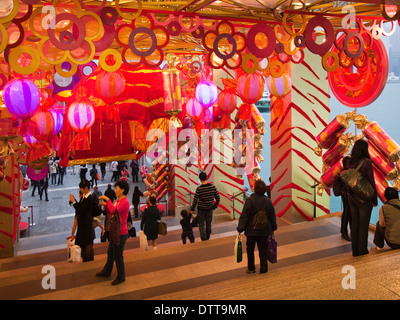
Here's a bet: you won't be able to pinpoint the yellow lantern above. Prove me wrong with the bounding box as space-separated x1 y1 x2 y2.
163 54 182 128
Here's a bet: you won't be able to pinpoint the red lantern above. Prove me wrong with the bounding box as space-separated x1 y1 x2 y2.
218 79 237 115
30 110 55 142
236 72 264 104
67 101 96 151
96 70 125 104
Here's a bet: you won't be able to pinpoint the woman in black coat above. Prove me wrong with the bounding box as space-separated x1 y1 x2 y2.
346 139 377 257
70 179 94 262
141 196 161 250
237 180 277 274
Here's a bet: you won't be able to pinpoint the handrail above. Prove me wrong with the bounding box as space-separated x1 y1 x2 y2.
230 190 251 200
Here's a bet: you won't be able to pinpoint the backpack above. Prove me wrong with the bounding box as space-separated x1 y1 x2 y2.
252 198 269 230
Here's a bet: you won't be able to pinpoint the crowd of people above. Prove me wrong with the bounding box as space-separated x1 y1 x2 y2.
26 138 400 286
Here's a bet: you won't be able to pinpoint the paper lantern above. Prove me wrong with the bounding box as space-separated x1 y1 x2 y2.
67 101 96 150
49 108 64 135
186 97 202 119
195 79 218 109
218 90 237 115
96 70 126 104
2 79 40 119
236 72 264 104
30 110 55 142
267 74 292 98
163 54 182 127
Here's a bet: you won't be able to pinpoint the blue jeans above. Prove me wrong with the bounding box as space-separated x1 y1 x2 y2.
102 234 128 281
197 210 213 241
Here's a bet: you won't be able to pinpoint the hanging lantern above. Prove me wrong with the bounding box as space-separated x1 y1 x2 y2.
195 79 218 109
96 70 126 104
67 101 96 151
2 79 40 119
267 74 292 98
163 54 183 127
218 78 237 115
186 97 202 119
236 72 264 104
30 110 55 142
49 107 64 135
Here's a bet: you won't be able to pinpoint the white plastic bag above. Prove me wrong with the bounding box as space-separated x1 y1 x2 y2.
67 237 81 263
139 230 148 251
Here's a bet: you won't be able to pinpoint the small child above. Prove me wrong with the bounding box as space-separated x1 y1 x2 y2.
180 210 195 244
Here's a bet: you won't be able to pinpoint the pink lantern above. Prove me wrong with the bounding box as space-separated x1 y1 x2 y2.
236 72 264 104
267 74 292 98
67 101 96 151
2 79 40 119
186 97 202 119
195 79 218 109
49 107 64 135
96 70 126 104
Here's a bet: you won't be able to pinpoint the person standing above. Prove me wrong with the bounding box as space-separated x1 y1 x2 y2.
141 196 161 250
346 139 377 257
97 180 130 285
333 156 352 241
190 172 220 241
237 180 277 274
130 160 139 182
70 179 94 262
110 161 118 182
100 162 106 181
50 161 57 186
79 165 88 181
132 186 143 219
90 164 98 187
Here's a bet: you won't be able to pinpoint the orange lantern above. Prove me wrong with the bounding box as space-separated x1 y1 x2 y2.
236 71 264 104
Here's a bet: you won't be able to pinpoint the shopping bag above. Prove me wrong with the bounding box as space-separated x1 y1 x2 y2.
158 221 167 236
139 230 148 251
267 235 277 263
234 234 242 263
67 237 81 263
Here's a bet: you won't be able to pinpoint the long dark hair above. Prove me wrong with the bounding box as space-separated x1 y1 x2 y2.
350 139 370 166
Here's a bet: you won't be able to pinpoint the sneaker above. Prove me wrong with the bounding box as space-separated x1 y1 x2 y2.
370 246 383 253
245 269 256 274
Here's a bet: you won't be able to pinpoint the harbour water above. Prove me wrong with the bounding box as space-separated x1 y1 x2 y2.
257 82 400 225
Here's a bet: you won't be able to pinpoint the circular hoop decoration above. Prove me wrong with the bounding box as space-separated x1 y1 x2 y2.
241 54 259 74
213 33 237 60
282 13 307 37
191 60 202 73
294 35 305 48
379 20 396 36
47 13 86 51
304 16 335 56
100 7 119 26
8 45 41 75
321 51 339 72
115 0 142 21
343 32 364 59
246 23 276 58
380 3 400 21
191 25 204 39
98 48 122 72
328 34 388 108
179 15 200 33
275 42 284 54
167 21 181 36
0 73 7 90
59 31 74 45
269 60 285 78
129 27 157 57
55 61 78 78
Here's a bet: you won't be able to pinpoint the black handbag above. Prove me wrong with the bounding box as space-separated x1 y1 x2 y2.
108 208 121 245
340 159 374 202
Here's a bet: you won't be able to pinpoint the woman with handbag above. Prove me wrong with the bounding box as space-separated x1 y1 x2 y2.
96 180 130 285
346 139 378 257
237 180 277 274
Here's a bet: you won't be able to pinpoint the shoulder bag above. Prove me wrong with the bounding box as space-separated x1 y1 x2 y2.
252 198 269 230
340 159 375 202
108 208 121 245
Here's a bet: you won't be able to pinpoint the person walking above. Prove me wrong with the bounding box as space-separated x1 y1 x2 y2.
130 160 139 182
70 179 95 262
110 161 118 182
141 196 161 250
79 165 88 181
333 156 352 241
100 162 106 181
96 180 130 285
346 139 377 257
190 172 220 241
237 180 277 274
39 177 49 201
90 164 98 187
180 209 195 244
132 186 143 219
372 187 400 251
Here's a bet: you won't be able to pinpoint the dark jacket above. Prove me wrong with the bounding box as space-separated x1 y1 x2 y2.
141 205 161 240
73 194 94 247
237 194 277 237
348 158 378 206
